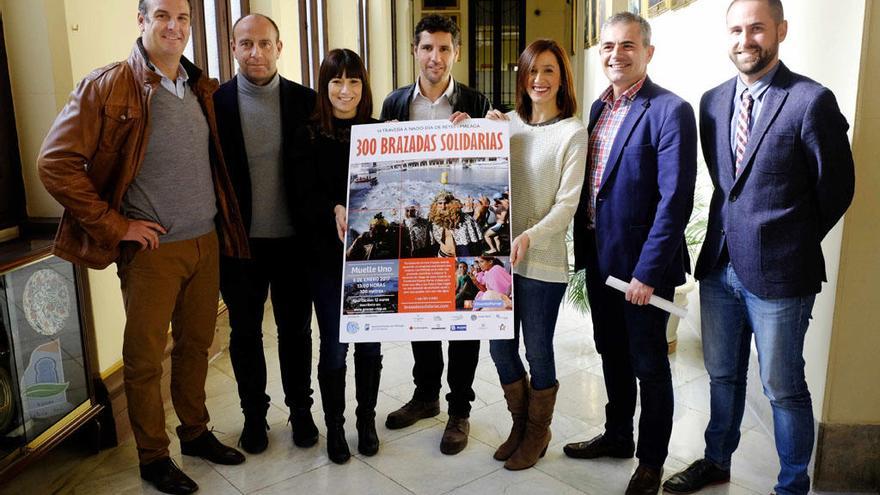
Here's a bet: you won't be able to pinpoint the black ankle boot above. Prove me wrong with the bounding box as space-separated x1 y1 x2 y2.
318 367 350 464
355 354 382 456
290 408 319 448
326 420 350 464
238 415 269 454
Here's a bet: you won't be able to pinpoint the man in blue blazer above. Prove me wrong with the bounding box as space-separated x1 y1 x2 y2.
663 2 855 495
568 12 697 495
213 14 319 455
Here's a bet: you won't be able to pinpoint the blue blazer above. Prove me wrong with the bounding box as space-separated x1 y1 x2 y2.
694 62 855 298
573 77 697 289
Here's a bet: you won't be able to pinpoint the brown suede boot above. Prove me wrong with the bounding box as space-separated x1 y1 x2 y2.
504 381 558 471
494 376 529 461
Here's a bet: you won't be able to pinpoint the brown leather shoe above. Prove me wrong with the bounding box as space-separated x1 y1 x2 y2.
504 382 558 470
494 376 529 461
440 415 470 455
626 465 662 495
385 398 440 430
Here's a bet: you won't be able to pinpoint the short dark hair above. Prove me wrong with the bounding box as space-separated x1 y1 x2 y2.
727 0 785 24
231 14 281 42
515 39 577 122
313 49 374 133
603 11 652 47
138 0 192 16
413 14 461 47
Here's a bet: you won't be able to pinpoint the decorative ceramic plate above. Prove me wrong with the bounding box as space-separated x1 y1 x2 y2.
23 269 71 336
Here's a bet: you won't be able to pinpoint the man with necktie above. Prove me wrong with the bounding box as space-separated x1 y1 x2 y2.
663 1 855 494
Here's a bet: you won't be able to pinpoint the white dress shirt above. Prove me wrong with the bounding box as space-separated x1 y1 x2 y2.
409 76 455 120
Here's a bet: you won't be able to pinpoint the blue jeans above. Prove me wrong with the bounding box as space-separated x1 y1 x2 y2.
490 275 566 390
701 264 815 495
309 255 381 372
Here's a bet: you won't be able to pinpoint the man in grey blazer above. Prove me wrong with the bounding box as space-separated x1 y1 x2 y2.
663 1 855 494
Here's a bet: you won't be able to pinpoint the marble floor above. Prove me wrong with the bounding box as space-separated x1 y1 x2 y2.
3 304 858 494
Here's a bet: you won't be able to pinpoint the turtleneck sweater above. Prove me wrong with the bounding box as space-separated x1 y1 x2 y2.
237 72 293 238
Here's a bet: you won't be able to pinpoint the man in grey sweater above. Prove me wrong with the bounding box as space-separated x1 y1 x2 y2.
213 14 318 455
39 1 251 493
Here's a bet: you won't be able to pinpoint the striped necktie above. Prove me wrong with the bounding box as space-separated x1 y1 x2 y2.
735 89 753 177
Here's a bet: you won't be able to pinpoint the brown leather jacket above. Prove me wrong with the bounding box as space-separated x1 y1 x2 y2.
38 40 249 268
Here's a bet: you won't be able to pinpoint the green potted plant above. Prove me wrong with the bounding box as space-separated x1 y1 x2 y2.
665 185 708 352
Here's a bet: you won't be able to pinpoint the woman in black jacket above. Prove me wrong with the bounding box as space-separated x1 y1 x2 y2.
294 48 381 464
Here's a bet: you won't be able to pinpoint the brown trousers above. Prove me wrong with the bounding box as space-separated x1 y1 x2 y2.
118 231 219 464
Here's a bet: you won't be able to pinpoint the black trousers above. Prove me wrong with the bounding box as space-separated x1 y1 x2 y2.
219 237 313 418
582 229 674 469
411 340 480 417
309 250 380 372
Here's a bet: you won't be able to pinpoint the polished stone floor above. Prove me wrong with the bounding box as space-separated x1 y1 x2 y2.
3 304 859 494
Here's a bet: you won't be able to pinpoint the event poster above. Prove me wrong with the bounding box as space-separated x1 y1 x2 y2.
340 119 514 343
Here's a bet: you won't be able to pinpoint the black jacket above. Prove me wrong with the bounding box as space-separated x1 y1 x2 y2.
380 80 491 121
213 74 316 236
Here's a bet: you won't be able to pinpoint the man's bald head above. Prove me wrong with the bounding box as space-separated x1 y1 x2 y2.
232 13 280 43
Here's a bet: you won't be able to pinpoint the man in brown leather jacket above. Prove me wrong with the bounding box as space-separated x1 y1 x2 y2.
37 1 249 494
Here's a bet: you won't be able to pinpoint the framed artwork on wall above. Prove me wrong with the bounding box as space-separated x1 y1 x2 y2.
586 0 644 49
597 0 608 29
422 0 459 10
628 0 641 15
421 11 460 29
642 0 671 18
670 0 698 9
585 0 598 48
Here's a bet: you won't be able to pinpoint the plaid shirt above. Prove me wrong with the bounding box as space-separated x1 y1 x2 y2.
587 77 646 227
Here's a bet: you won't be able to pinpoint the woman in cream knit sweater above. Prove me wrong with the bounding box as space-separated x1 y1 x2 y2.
485 39 587 471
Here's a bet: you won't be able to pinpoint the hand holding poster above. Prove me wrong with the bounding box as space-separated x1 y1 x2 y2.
340 119 514 343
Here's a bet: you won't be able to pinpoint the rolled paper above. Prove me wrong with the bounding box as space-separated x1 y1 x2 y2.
605 276 688 319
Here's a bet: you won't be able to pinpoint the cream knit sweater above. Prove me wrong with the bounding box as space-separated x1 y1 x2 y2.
508 112 588 283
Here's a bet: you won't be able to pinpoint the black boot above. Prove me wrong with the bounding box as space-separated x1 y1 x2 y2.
283 329 318 448
239 415 269 454
318 367 350 464
290 407 319 448
355 354 382 456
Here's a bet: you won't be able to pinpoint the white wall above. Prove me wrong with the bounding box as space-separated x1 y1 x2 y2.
325 0 394 115
367 0 394 108
582 1 867 418
327 0 359 52
0 0 72 219
394 0 413 89
63 0 140 83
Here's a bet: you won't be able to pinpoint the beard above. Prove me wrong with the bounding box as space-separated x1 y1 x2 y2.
729 42 779 76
